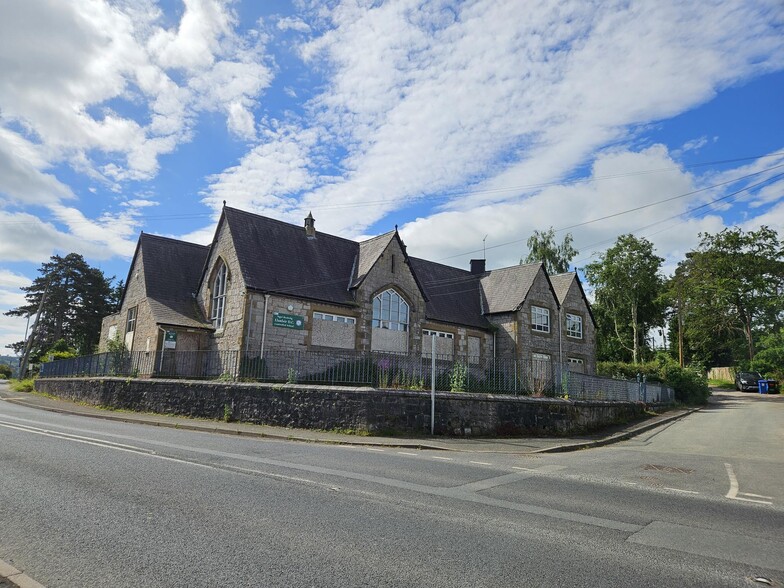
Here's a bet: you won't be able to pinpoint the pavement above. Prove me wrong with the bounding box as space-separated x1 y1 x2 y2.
0 385 716 588
0 385 700 454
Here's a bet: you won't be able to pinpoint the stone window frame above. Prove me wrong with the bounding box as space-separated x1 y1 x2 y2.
372 288 410 332
126 306 137 333
565 312 583 339
209 259 229 331
531 305 550 333
313 311 356 325
567 357 584 367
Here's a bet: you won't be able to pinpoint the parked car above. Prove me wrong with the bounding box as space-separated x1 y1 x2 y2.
735 371 763 392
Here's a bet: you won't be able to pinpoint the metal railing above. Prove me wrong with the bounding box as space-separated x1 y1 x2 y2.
39 348 674 403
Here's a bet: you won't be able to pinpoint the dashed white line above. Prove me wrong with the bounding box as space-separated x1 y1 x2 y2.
431 456 453 461
397 451 418 456
512 466 534 471
365 447 385 452
663 487 699 494
740 492 773 499
469 461 492 466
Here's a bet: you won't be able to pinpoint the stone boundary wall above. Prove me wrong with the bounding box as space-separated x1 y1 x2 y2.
35 378 651 437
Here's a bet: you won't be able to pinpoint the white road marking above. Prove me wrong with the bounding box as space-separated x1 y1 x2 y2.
663 487 699 494
469 461 492 466
733 496 773 505
431 456 453 461
397 451 418 456
740 492 773 499
512 466 534 471
724 463 739 499
365 447 385 452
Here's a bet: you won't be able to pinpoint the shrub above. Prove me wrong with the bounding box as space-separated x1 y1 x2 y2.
0 364 12 379
449 361 468 392
10 378 35 393
659 363 710 405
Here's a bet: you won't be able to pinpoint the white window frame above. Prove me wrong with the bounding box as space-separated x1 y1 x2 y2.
568 357 584 367
531 306 550 333
566 313 583 339
211 262 228 330
126 307 137 333
372 289 409 332
314 312 356 325
422 329 454 339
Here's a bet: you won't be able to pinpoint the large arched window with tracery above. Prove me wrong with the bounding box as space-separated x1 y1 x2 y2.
372 289 409 331
210 261 228 330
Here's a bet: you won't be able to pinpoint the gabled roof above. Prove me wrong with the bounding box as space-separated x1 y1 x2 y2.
479 263 544 314
409 258 488 329
548 272 574 305
351 231 395 288
223 207 358 304
139 234 211 329
549 271 597 327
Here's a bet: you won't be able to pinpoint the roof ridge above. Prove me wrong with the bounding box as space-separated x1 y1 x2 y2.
224 206 359 245
483 261 542 276
409 256 473 275
141 233 209 249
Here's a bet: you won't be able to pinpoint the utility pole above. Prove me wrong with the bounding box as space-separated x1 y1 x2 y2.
18 283 49 379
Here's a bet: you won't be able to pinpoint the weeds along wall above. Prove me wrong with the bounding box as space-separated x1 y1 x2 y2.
35 378 648 437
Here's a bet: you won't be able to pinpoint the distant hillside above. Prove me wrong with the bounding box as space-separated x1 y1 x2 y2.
0 355 19 367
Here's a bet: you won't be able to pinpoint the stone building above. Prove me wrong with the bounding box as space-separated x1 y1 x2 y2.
100 206 596 375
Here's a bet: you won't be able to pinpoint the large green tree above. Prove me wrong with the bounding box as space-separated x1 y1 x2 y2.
522 227 578 274
585 235 664 364
5 253 121 359
673 226 783 364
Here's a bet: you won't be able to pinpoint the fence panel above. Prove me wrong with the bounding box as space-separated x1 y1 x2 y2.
39 348 673 403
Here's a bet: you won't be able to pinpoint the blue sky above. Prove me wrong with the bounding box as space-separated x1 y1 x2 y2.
1 0 783 351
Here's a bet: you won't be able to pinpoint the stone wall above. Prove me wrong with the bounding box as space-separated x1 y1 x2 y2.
558 278 597 374
35 377 649 437
198 220 247 352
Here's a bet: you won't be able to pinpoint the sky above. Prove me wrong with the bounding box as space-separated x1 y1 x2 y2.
1 0 783 353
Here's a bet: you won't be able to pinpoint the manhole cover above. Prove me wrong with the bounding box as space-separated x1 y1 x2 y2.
643 464 694 474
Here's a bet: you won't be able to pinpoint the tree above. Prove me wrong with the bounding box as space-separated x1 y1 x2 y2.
0 364 11 379
673 226 784 364
4 253 117 359
585 235 664 364
522 227 578 274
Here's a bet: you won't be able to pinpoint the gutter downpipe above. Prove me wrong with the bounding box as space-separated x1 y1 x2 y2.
259 293 270 360
244 293 253 354
558 306 564 394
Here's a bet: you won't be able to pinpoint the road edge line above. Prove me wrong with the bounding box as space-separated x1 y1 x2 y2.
0 559 46 588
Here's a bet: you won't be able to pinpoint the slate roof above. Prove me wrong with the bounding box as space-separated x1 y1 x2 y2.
548 272 575 304
480 263 543 314
223 207 358 304
139 234 211 329
549 271 597 326
409 258 488 329
352 231 395 288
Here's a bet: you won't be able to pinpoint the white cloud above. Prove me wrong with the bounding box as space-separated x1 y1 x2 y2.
199 0 784 244
277 16 311 33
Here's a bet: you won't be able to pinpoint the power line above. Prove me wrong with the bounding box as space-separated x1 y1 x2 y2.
436 161 784 261
2 152 782 226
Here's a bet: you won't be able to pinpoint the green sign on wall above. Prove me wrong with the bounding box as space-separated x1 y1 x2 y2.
272 312 304 330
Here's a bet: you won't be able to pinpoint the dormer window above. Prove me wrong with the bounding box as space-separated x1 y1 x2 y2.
211 261 228 330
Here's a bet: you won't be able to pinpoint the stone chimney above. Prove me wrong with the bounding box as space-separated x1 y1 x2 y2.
470 259 486 274
304 212 316 239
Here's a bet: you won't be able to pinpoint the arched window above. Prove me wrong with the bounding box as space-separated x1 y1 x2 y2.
211 261 228 330
372 289 409 331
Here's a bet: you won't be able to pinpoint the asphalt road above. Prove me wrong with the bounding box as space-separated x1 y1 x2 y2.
1 385 782 587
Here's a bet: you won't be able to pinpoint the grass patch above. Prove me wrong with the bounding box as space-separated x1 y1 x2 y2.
708 378 734 388
9 378 35 393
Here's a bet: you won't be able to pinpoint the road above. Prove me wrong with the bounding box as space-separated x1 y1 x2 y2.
1 384 782 587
